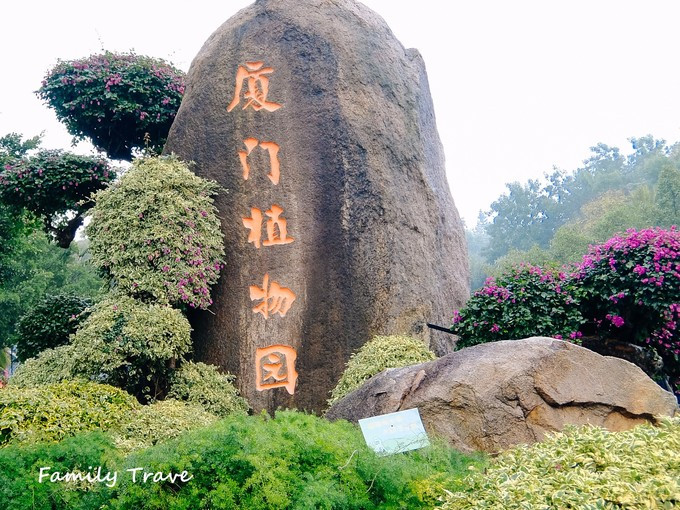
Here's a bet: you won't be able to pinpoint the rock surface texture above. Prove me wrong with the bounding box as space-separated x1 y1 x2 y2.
326 337 678 452
163 0 469 413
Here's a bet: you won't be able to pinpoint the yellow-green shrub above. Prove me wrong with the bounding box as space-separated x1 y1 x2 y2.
168 361 249 417
442 418 680 509
113 399 217 453
0 381 138 446
328 335 436 406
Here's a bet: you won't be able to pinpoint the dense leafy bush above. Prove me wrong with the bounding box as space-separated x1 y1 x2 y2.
451 264 585 348
68 295 192 401
113 400 217 453
328 335 436 406
0 150 115 247
14 294 93 361
0 432 117 509
109 411 481 509
168 361 249 417
0 381 138 446
87 156 224 309
9 344 81 387
0 411 484 510
37 51 185 160
442 417 680 509
574 227 680 392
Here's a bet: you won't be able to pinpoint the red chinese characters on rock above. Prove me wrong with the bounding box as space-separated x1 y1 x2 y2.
255 345 298 395
227 61 282 112
228 61 298 395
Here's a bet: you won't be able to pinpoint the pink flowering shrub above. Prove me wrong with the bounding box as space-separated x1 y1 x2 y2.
87 156 224 310
574 227 680 392
451 264 584 349
0 150 114 246
37 51 185 161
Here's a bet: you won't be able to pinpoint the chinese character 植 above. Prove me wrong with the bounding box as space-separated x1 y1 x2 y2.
242 205 295 249
255 344 298 394
250 273 296 319
227 61 282 113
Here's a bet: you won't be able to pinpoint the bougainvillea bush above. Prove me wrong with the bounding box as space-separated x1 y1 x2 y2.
87 156 224 309
37 51 185 160
0 150 114 246
574 227 680 392
451 265 584 348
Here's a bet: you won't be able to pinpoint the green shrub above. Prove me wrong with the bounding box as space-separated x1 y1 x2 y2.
0 432 117 509
328 335 436 407
113 400 218 453
168 361 249 417
109 410 481 509
68 295 192 401
442 417 680 509
15 294 93 362
451 264 585 348
9 343 81 387
0 381 138 446
87 155 225 310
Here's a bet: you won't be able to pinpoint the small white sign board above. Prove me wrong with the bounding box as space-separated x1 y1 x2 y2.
358 408 430 456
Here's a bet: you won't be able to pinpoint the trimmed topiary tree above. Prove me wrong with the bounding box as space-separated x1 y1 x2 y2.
68 295 192 402
14 294 93 362
37 51 185 161
168 361 249 417
328 335 436 407
87 155 224 310
0 150 115 247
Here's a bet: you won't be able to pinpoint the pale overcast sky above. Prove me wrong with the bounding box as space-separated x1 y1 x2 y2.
2 1 680 226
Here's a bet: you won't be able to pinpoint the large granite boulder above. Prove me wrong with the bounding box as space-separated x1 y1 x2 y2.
326 337 678 453
163 0 468 413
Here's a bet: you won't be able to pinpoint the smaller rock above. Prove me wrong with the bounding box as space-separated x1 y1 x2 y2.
326 337 678 453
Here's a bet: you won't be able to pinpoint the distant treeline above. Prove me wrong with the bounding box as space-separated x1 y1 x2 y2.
468 135 680 289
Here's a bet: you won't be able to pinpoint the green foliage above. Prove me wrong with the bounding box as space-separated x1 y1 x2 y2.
0 381 138 446
37 51 185 161
168 361 249 418
0 149 114 247
442 417 680 509
87 155 224 310
0 432 117 510
15 294 93 362
0 132 41 167
68 296 192 401
9 344 81 387
452 264 584 348
0 230 104 348
113 400 218 453
481 137 675 264
109 411 480 509
656 163 680 225
328 335 436 407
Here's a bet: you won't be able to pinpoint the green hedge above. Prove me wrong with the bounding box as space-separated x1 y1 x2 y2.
0 410 484 510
